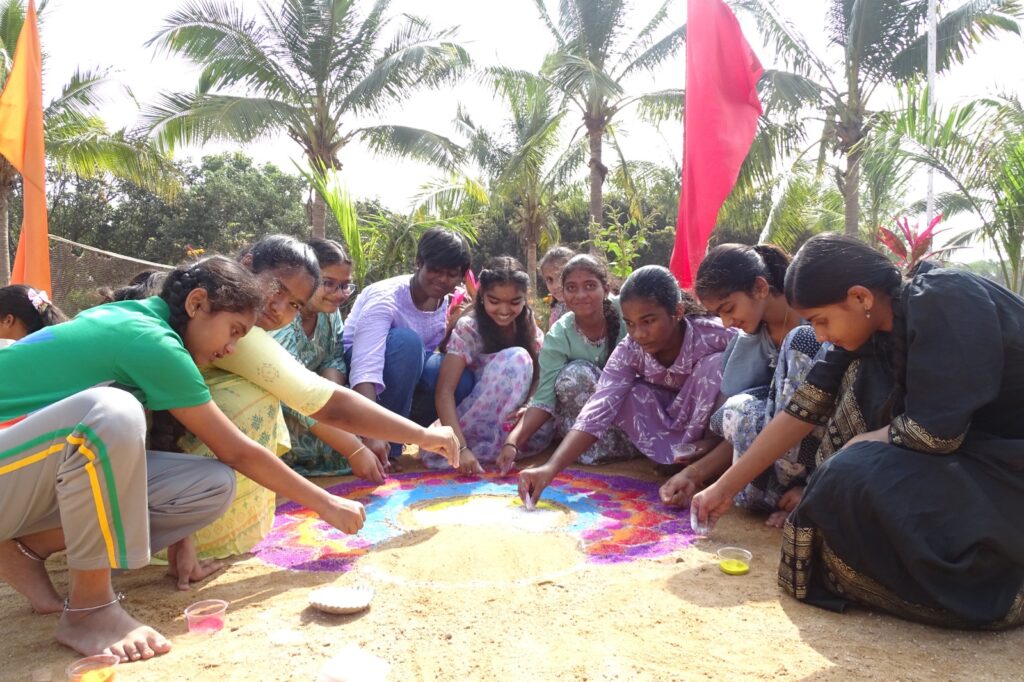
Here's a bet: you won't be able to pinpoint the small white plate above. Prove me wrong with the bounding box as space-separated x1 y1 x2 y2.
308 585 375 615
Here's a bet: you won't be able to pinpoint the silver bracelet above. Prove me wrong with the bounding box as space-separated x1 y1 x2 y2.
63 592 125 614
14 538 45 562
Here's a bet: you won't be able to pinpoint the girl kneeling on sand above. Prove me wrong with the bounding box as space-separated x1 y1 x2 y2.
504 254 638 472
693 233 1024 629
660 244 823 526
519 265 735 503
0 257 367 663
422 257 547 474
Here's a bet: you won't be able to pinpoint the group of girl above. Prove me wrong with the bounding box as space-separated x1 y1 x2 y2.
1 227 1022 666
518 234 1024 632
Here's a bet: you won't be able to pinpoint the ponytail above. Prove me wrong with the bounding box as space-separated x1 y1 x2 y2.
695 243 792 302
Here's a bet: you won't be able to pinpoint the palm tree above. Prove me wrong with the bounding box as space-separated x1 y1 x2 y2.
0 1 177 285
144 0 472 239
420 71 585 289
531 0 686 245
872 86 1024 293
733 0 1024 236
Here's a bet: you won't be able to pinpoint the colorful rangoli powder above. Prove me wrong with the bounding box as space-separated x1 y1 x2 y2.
253 470 697 572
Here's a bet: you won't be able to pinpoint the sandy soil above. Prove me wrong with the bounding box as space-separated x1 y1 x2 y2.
2 457 1021 681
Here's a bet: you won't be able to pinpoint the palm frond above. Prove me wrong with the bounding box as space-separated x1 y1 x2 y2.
615 22 685 82
632 88 684 124
544 52 624 104
757 69 827 114
43 68 114 119
356 125 465 173
46 121 181 199
531 0 566 47
411 173 489 218
142 91 298 151
341 15 471 114
729 0 829 81
619 0 675 67
890 0 1024 81
147 0 299 98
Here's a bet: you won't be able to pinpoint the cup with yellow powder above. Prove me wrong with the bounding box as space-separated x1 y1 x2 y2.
717 546 752 576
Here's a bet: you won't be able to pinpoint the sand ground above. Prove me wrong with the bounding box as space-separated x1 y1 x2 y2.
2 457 1021 681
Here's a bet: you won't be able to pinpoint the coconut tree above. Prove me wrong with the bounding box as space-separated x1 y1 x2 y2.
732 0 1024 236
429 71 585 289
144 0 472 239
872 86 1024 293
0 1 177 285
530 0 686 244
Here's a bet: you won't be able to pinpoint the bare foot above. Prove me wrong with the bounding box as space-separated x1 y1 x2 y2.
0 539 63 613
165 536 223 591
56 602 171 662
765 510 790 528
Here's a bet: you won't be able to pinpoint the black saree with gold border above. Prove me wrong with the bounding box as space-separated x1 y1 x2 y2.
777 267 1024 629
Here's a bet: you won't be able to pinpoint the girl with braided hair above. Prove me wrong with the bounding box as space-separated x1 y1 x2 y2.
0 284 67 347
660 243 824 526
519 265 735 504
692 233 1024 629
420 256 546 474
503 254 640 472
0 255 366 664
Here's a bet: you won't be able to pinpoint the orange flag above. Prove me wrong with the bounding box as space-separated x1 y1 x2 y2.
0 0 50 293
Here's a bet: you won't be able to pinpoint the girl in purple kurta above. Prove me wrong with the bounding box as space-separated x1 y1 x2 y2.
519 265 736 503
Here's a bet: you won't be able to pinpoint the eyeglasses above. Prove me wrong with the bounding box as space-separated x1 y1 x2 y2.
322 278 356 296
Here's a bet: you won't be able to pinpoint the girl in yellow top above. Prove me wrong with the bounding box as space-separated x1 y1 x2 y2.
177 236 459 559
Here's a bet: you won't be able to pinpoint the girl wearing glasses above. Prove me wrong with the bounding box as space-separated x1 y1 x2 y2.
272 239 364 476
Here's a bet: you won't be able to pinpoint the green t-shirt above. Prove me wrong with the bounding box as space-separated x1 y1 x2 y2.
529 301 627 413
0 297 212 421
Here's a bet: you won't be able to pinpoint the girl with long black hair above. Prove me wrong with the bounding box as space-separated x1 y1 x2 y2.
693 233 1024 628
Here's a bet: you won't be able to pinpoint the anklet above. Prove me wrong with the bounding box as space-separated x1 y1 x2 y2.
63 592 124 614
13 539 45 562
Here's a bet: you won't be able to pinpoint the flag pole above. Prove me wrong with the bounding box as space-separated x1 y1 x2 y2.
926 0 937 223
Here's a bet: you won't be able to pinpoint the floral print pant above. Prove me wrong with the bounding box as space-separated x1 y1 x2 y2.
422 347 553 468
554 360 641 465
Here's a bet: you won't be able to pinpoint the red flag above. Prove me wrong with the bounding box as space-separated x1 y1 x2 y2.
0 0 50 293
670 0 763 289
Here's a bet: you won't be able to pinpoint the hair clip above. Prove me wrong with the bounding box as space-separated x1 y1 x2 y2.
27 288 50 313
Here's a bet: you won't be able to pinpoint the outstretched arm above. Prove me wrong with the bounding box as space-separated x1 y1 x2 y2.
311 387 460 467
690 412 815 529
171 402 365 534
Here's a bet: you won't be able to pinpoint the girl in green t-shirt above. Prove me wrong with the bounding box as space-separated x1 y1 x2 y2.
503 255 636 472
0 255 459 666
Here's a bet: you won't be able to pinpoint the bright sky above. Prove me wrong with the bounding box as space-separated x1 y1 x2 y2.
37 0 1024 256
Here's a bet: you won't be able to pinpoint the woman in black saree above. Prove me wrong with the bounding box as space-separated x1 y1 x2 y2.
691 233 1024 629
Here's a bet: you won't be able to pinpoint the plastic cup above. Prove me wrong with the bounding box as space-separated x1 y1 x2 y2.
690 505 712 536
671 443 698 463
66 654 118 682
184 599 228 634
717 547 753 576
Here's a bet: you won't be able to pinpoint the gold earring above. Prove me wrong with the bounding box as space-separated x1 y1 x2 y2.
865 309 872 319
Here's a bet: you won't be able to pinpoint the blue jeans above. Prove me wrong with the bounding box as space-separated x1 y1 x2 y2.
346 328 474 459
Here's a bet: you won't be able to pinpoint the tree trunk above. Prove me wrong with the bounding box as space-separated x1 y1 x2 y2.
842 143 862 237
526 231 538 295
587 123 607 254
311 191 327 240
840 63 863 238
0 186 10 286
